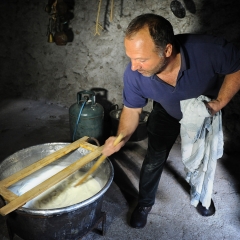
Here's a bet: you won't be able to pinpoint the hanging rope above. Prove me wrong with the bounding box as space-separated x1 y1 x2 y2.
95 0 103 36
110 0 114 22
95 0 114 35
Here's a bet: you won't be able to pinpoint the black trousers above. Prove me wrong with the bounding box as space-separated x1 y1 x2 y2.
138 102 180 206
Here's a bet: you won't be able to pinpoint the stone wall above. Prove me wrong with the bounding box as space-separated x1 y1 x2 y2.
0 0 240 152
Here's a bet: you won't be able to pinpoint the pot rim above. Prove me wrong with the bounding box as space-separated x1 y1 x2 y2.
109 110 149 126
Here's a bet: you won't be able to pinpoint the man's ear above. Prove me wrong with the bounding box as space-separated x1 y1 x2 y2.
165 44 173 57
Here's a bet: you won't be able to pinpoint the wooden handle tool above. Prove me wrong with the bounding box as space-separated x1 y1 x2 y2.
75 133 124 187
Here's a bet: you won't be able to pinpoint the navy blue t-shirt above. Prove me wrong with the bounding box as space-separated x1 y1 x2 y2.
123 34 240 120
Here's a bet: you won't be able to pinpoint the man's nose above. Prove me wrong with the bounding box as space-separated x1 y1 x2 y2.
131 60 140 71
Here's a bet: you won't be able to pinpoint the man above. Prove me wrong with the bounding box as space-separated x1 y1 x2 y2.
102 13 240 229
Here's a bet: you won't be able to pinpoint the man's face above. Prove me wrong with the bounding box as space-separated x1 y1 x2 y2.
124 27 169 77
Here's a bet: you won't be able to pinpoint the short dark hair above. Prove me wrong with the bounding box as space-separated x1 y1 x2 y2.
125 14 175 51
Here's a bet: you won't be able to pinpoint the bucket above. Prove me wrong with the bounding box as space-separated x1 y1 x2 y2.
109 108 149 142
0 143 114 240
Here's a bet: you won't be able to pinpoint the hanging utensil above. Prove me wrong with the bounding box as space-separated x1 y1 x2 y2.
47 18 54 43
54 16 68 45
170 0 186 18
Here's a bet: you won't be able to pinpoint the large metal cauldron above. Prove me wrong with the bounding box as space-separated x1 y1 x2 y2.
0 143 114 240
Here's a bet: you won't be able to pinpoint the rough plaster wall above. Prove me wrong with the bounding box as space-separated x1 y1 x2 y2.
0 0 240 152
0 0 208 107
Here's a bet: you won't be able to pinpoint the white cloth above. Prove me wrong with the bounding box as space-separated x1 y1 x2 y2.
179 95 223 209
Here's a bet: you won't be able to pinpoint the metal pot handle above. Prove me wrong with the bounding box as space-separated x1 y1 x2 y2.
77 90 96 106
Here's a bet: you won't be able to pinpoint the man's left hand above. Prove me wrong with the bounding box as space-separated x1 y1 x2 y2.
203 99 221 116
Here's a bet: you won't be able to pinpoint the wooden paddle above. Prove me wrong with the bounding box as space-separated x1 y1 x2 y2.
75 133 124 187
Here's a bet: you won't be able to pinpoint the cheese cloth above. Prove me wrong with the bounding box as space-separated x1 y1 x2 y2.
179 95 223 209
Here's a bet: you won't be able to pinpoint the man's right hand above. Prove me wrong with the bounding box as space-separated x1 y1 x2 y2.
102 106 142 157
102 136 126 156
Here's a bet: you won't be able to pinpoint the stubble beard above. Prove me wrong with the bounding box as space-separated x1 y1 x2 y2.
139 56 169 77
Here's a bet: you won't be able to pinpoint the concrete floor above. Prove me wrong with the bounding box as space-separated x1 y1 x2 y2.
0 98 240 240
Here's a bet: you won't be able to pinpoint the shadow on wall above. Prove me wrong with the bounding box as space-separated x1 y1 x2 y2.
196 0 240 154
0 0 76 102
197 0 240 44
195 0 240 194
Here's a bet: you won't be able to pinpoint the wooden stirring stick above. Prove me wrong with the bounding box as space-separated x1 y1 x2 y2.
75 133 124 187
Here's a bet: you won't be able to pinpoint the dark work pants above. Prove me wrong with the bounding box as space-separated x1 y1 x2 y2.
138 102 180 207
